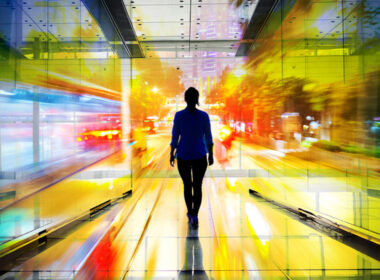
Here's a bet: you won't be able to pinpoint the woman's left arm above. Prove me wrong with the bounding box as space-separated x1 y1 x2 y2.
205 114 214 166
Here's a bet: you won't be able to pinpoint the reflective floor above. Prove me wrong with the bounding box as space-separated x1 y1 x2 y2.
1 128 380 279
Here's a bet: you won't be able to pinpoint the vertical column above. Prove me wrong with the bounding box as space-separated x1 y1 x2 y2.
33 87 40 164
121 58 132 189
0 126 2 172
206 76 210 96
199 76 203 99
33 37 40 59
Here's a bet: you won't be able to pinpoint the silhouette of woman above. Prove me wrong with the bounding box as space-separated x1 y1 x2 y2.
170 87 214 228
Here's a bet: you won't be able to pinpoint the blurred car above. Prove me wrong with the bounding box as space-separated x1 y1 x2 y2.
76 114 122 151
219 125 234 149
144 116 159 134
76 127 121 150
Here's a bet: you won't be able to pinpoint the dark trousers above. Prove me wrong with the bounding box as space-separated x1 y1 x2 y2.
177 156 207 216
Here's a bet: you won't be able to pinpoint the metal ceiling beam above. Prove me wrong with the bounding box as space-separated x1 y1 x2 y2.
236 0 279 57
81 0 144 58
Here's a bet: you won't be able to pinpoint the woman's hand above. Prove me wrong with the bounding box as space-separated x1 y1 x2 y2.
208 153 214 166
170 154 175 167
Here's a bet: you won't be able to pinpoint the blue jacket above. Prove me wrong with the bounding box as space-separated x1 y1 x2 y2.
170 108 213 160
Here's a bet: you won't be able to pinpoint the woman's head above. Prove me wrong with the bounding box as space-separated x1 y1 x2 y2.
184 87 199 107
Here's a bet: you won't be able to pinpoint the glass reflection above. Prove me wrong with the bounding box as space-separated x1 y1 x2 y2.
179 223 208 280
0 0 128 248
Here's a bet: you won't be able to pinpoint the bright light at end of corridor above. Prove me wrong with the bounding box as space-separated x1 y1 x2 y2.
232 68 247 78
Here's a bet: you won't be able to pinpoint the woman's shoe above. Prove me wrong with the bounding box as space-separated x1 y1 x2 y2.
186 213 192 223
191 216 199 228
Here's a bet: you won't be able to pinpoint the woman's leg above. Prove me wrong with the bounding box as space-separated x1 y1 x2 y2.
177 158 193 215
191 156 208 216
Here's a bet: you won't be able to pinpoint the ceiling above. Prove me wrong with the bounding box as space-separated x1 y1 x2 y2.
123 0 259 58
0 0 276 60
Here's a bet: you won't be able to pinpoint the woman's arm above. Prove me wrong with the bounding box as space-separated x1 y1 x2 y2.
170 146 176 167
205 114 214 166
170 113 179 167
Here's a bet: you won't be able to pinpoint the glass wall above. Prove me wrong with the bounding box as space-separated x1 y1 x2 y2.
0 0 123 177
0 0 131 244
205 0 380 234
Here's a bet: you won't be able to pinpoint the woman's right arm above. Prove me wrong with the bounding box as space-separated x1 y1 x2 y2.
170 113 179 166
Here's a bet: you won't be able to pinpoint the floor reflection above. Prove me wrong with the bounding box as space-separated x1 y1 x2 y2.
179 224 209 280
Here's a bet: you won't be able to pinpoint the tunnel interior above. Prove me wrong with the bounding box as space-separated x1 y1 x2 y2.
0 0 379 279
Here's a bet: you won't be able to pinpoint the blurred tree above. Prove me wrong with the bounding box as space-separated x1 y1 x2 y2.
130 59 184 123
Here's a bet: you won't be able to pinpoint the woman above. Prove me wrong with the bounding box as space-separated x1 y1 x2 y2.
170 87 214 228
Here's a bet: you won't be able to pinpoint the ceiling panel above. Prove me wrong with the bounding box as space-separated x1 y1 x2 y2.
123 0 259 57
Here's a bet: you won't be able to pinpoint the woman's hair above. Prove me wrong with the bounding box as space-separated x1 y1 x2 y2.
184 87 200 106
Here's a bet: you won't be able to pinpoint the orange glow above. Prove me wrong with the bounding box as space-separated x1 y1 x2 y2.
220 126 232 141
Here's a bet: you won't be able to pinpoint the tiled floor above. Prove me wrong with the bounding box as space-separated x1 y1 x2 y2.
1 131 379 279
3 175 380 279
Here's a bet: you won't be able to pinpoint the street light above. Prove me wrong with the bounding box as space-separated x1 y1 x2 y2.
152 86 158 93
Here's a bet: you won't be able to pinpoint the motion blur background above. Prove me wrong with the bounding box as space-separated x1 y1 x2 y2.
0 0 379 278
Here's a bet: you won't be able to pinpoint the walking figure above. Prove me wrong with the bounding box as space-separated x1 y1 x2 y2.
170 87 214 228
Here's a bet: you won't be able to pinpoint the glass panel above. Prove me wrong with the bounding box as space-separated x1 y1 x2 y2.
0 0 131 246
